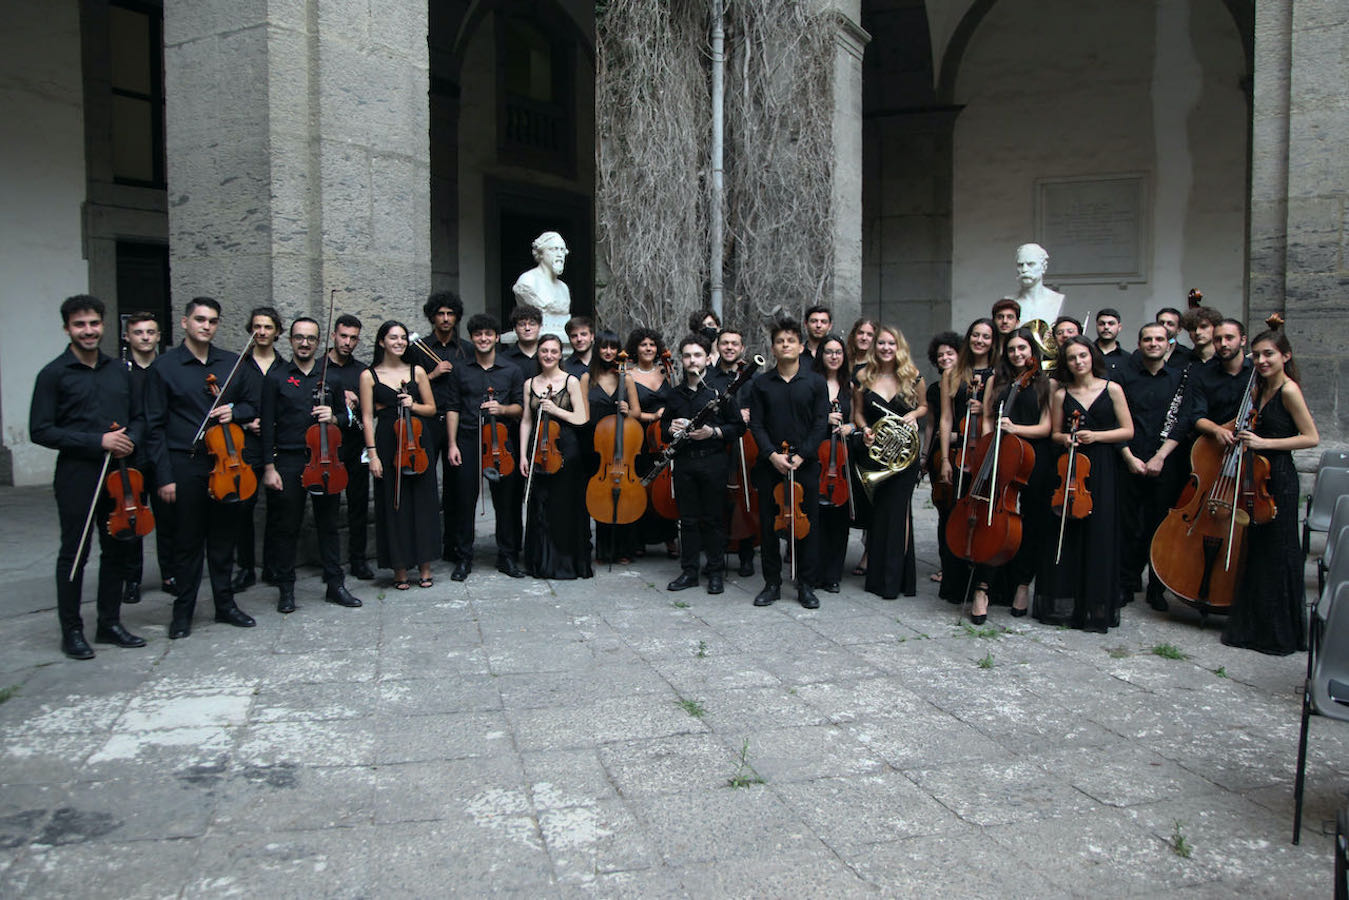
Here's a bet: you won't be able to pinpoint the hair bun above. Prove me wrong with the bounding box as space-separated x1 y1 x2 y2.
1187 288 1203 308
1265 312 1285 331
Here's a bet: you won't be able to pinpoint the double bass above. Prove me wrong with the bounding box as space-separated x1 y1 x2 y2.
945 369 1036 567
586 353 647 536
1149 358 1275 612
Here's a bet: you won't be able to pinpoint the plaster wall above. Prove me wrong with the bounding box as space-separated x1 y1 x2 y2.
0 0 88 485
949 0 1246 334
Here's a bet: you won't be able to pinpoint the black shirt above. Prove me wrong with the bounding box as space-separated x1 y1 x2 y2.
323 352 370 459
660 378 745 454
563 353 591 380
449 357 525 434
422 333 472 412
747 365 830 464
261 359 338 457
144 342 256 484
499 344 539 379
1098 344 1126 380
1119 355 1194 459
30 348 142 462
236 353 282 465
1191 356 1254 428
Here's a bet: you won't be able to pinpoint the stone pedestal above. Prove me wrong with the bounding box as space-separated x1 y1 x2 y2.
163 1 430 330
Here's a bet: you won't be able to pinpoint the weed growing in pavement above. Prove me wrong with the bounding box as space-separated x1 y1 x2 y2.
959 622 1010 639
1213 666 1227 678
1151 643 1188 660
0 685 18 705
977 652 995 669
677 698 706 718
727 738 765 788
695 640 708 658
1171 820 1193 858
672 600 690 609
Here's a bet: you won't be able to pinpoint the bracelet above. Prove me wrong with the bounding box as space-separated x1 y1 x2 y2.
366 446 376 451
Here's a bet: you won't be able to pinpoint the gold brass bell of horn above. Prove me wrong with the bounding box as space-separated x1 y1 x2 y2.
1024 318 1058 371
856 401 920 500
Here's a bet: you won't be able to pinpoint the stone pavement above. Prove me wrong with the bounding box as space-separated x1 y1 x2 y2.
0 483 1345 897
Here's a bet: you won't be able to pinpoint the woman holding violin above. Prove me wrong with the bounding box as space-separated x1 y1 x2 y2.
627 327 678 557
813 335 858 593
359 320 438 590
936 318 996 600
853 325 926 600
979 328 1053 618
582 331 642 563
520 334 592 579
1041 337 1133 632
1221 321 1318 656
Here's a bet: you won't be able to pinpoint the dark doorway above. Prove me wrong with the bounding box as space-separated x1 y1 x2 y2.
486 179 592 327
115 241 171 347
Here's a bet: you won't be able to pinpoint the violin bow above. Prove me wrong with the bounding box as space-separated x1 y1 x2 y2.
1054 411 1080 564
70 432 116 582
191 333 257 447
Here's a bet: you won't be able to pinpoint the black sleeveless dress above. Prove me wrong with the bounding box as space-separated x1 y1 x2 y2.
1222 385 1307 655
523 377 593 579
862 389 918 599
1036 386 1122 632
370 375 440 571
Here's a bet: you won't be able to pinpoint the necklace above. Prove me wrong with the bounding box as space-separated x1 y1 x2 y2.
636 364 657 374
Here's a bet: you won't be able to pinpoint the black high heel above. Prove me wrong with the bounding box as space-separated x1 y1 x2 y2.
970 585 989 625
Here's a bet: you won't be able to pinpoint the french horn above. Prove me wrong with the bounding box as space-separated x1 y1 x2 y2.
1024 318 1059 371
856 401 920 500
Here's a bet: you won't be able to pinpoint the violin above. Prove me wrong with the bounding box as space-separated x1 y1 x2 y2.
818 399 850 507
103 422 154 540
528 387 563 475
480 386 515 482
772 443 810 540
644 349 677 452
586 352 647 528
1052 409 1093 563
301 290 348 496
727 432 760 546
203 373 258 503
394 382 428 476
949 372 984 497
945 369 1036 566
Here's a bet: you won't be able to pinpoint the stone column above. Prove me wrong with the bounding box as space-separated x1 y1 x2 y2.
163 1 430 330
820 3 869 329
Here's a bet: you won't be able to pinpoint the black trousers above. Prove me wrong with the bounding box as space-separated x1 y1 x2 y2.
341 449 370 567
233 463 279 575
53 457 134 633
1121 458 1187 594
673 452 729 576
168 451 243 622
430 417 460 559
124 462 176 585
753 461 820 586
266 450 344 586
451 430 522 560
817 501 851 585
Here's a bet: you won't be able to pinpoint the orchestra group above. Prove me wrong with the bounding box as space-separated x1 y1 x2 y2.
32 282 1319 662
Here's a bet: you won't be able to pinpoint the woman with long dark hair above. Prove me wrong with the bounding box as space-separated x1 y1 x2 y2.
581 331 641 563
627 327 677 556
812 334 858 592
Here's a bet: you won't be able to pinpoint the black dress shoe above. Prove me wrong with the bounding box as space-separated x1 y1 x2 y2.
61 629 95 660
497 557 525 578
667 572 699 591
753 583 780 607
797 582 820 609
350 561 376 580
738 559 755 577
276 585 296 614
230 568 256 593
122 581 141 605
215 605 257 628
161 576 178 595
326 583 362 607
821 582 840 594
94 622 147 648
707 575 724 595
452 561 472 581
441 549 458 563
169 618 192 639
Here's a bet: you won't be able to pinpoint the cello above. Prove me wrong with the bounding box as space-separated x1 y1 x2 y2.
1149 356 1274 612
945 369 1036 567
728 432 760 548
586 353 647 542
1051 409 1093 563
301 290 348 496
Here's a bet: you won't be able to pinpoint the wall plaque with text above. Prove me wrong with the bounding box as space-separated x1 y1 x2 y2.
1035 175 1148 283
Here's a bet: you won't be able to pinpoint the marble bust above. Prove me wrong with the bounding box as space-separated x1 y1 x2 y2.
1006 242 1065 326
512 232 572 339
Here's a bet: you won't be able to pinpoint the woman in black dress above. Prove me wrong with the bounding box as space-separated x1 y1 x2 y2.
580 332 641 563
359 320 439 590
1040 337 1133 632
627 328 677 556
813 335 858 592
979 328 1052 618
936 318 996 601
924 331 960 588
1222 323 1318 655
521 334 593 579
853 325 926 599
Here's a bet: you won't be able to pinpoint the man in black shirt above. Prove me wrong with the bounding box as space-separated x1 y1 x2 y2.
30 295 147 658
420 293 473 562
1094 308 1126 380
259 317 363 614
1156 306 1193 367
231 306 284 593
802 305 832 363
122 311 174 602
564 316 595 379
1119 323 1195 610
500 304 542 377
747 319 830 608
323 314 374 579
706 327 759 577
144 297 258 639
1192 318 1252 441
661 334 745 595
446 314 527 580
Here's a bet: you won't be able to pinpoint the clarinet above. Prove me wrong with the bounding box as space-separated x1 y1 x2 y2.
640 355 764 485
1158 364 1191 442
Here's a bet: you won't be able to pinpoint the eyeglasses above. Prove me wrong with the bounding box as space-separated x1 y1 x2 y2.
292 335 319 344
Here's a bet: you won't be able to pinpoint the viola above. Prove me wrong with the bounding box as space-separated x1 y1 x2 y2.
103 422 154 540
727 432 760 546
772 443 810 541
203 374 258 503
1052 409 1093 564
949 373 985 496
480 386 515 481
301 292 348 496
818 399 850 507
945 369 1036 566
586 353 647 528
1150 364 1274 611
